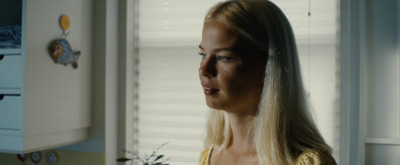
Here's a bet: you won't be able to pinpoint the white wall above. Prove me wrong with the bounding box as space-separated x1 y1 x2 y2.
60 1 136 165
342 0 400 164
362 0 400 164
23 0 93 151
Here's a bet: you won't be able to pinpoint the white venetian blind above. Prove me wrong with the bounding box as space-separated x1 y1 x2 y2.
272 0 341 160
136 0 340 164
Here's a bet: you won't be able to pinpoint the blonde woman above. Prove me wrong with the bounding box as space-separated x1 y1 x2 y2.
198 0 337 164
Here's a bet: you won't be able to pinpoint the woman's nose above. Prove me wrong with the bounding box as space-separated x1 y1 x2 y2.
199 57 217 78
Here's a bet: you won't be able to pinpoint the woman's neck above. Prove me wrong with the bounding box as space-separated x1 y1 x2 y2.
226 112 256 154
209 111 259 165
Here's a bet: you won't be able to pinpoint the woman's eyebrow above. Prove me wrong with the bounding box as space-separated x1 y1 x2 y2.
198 45 237 52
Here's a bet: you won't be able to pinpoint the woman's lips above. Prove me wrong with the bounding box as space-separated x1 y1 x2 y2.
203 87 220 95
201 83 220 95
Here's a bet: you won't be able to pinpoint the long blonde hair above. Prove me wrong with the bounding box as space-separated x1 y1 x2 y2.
203 0 332 164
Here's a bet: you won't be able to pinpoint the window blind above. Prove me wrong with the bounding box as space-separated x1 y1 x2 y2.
272 0 341 160
137 0 340 164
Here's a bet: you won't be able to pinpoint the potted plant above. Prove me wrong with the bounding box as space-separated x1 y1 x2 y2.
117 142 169 165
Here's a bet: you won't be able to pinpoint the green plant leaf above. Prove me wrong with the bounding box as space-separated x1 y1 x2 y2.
154 155 164 161
116 158 132 162
155 163 169 165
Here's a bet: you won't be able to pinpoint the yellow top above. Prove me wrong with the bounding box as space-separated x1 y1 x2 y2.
199 147 337 165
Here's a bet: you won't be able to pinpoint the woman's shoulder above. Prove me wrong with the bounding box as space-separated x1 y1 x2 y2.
199 147 213 165
294 149 337 165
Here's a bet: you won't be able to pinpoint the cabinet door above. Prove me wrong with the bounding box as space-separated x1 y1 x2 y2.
0 54 22 89
0 94 22 131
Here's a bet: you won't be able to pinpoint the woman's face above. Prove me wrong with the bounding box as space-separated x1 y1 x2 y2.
199 20 266 115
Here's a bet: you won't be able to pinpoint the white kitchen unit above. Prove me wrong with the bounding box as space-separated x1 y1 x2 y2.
0 0 93 153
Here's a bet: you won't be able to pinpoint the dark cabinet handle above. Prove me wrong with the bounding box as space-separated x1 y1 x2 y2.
0 94 20 101
0 55 4 60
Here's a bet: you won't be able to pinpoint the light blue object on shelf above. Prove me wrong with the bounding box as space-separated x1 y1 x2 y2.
0 25 22 48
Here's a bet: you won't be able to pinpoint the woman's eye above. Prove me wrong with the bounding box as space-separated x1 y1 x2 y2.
217 56 233 62
197 52 206 58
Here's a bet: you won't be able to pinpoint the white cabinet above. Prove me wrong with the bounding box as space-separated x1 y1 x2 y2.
0 0 92 153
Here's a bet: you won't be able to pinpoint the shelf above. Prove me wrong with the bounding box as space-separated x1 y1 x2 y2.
0 48 22 55
0 88 21 95
365 137 400 145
